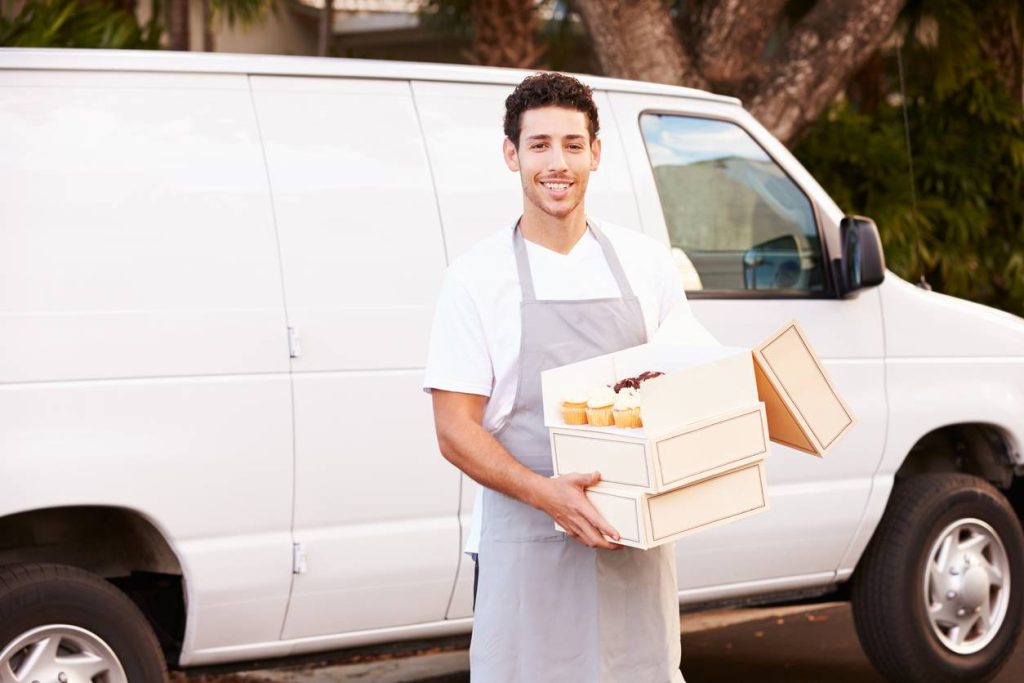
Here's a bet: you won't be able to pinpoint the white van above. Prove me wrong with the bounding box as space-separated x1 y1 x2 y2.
1 48 1022 683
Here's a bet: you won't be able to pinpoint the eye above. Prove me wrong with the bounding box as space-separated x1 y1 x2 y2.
531 142 547 150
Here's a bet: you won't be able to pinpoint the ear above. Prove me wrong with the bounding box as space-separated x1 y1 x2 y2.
590 137 602 171
503 137 519 172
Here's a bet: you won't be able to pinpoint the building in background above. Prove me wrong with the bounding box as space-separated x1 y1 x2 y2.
2 1 590 70
131 0 427 58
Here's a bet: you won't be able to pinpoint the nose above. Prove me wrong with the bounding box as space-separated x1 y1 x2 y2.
547 146 569 173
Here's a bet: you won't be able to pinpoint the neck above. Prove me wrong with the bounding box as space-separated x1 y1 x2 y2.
519 202 588 254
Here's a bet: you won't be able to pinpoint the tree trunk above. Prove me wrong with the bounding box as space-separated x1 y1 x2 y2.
693 0 788 85
573 0 705 88
167 0 190 51
463 0 543 69
201 0 214 52
318 0 333 57
572 0 906 145
746 0 904 143
978 4 1023 114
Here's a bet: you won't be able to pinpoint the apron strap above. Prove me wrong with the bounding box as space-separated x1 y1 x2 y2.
588 220 636 298
512 219 539 302
512 217 636 302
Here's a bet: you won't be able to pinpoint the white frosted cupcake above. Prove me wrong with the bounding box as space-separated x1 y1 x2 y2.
585 386 616 427
613 387 642 428
561 391 589 425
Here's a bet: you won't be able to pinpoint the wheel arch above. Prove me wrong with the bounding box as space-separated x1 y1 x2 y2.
895 422 1022 491
839 421 1023 582
0 505 188 665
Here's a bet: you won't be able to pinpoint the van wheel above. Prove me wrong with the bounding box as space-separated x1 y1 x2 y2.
0 563 167 683
852 473 1024 683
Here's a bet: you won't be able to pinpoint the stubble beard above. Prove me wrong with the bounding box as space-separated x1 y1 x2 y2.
521 175 586 221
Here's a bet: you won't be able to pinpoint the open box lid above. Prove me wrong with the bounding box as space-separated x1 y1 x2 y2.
753 320 857 457
540 342 754 435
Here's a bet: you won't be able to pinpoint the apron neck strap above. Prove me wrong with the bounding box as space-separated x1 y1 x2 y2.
512 217 636 303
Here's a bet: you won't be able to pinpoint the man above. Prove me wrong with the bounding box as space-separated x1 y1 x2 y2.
423 72 695 682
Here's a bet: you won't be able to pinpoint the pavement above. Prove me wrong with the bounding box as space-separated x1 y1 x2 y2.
184 601 1024 682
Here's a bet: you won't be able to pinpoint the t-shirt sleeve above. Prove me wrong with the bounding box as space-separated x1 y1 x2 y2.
422 269 494 396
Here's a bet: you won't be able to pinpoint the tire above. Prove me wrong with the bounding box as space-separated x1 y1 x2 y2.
0 563 168 683
852 473 1024 683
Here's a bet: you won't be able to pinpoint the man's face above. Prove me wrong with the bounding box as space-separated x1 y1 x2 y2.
503 106 601 220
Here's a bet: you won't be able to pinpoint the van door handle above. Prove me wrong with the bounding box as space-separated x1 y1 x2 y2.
288 327 302 358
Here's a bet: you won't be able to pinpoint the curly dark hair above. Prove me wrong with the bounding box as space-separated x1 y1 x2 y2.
503 72 599 148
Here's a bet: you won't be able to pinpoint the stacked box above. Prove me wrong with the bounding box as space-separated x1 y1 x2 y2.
541 320 855 549
550 403 770 494
582 462 769 549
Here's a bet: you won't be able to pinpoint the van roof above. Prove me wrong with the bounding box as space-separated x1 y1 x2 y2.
0 47 741 106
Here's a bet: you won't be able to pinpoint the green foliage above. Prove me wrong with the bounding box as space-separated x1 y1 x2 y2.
794 0 1024 317
0 0 162 49
417 0 594 71
212 0 274 29
418 0 473 39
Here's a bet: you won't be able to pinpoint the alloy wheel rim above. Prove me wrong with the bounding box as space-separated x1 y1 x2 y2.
0 624 127 683
922 517 1011 655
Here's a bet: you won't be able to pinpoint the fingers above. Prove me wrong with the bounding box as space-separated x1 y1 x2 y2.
582 506 620 543
561 471 600 488
573 473 621 542
561 503 621 549
547 472 622 550
563 517 620 550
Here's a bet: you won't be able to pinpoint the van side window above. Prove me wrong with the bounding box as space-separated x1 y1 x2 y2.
639 114 825 294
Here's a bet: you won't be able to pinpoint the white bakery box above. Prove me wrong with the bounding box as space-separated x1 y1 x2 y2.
583 461 769 549
540 319 856 549
542 344 770 494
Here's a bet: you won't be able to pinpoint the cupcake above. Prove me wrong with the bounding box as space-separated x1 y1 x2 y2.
585 386 616 427
561 391 589 425
613 387 643 428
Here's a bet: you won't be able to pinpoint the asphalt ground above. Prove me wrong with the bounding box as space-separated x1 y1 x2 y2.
179 602 1024 682
678 603 1024 683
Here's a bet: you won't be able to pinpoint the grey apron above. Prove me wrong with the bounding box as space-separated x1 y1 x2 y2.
471 219 684 683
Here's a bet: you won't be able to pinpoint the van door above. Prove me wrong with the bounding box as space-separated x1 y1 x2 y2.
0 68 295 658
249 76 460 638
609 92 887 598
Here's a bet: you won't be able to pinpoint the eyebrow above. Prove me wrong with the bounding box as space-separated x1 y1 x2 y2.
524 134 588 142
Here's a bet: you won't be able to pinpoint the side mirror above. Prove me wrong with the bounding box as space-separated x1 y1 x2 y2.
836 216 885 295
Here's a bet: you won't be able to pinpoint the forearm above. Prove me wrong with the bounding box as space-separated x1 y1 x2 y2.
430 390 619 548
436 417 552 510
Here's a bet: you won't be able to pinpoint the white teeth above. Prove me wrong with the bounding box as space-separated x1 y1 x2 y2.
544 183 569 190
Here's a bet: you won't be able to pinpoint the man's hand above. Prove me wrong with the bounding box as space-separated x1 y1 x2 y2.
432 390 622 551
536 472 622 551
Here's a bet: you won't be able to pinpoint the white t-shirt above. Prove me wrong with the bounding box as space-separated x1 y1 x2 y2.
422 217 712 554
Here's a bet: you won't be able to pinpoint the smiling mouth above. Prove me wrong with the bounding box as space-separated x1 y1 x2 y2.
541 181 572 191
